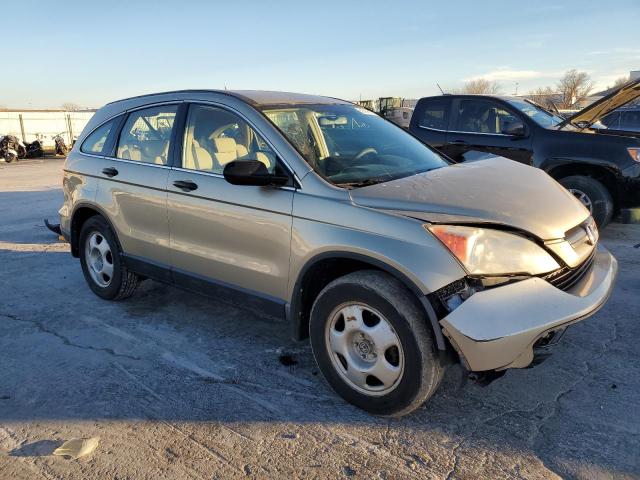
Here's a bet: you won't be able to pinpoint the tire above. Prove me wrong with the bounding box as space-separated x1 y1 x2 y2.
559 175 613 228
309 270 444 416
79 216 139 300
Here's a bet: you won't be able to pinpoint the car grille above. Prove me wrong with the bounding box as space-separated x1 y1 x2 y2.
543 248 596 291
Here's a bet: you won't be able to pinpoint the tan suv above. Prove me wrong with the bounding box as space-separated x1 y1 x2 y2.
60 90 617 416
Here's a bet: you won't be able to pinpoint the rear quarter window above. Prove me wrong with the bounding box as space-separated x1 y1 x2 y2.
418 99 449 130
80 118 117 155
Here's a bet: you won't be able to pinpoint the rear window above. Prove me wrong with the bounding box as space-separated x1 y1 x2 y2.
80 119 117 155
418 99 449 130
116 105 178 165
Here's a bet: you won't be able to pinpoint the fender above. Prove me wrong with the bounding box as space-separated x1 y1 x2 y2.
287 251 447 351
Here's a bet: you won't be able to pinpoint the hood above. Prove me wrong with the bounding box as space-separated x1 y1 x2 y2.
349 158 589 241
564 78 640 128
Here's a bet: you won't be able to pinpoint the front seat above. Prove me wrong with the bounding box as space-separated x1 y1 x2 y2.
184 139 214 171
211 137 239 168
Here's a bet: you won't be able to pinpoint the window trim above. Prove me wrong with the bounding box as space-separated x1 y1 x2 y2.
177 101 300 188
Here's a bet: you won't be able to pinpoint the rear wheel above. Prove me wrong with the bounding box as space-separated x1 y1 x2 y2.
309 270 444 416
559 175 613 228
79 216 139 300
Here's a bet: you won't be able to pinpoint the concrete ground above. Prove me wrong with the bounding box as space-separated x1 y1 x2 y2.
0 158 639 480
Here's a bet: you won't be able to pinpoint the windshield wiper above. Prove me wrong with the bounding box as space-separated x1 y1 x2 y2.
335 178 387 189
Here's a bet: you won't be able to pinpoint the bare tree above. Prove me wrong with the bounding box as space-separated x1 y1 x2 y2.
556 70 593 108
612 76 629 89
61 102 81 111
527 87 558 109
460 79 503 94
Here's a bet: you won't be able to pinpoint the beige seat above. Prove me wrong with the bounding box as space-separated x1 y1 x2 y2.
118 144 142 161
184 139 214 171
211 138 238 167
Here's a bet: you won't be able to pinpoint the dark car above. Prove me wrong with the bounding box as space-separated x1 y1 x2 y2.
601 106 640 133
409 79 640 227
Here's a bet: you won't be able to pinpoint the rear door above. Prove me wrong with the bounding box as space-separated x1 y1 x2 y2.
95 104 180 272
410 97 451 150
443 98 533 164
166 102 294 314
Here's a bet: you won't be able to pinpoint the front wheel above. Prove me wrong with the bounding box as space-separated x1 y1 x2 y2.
309 270 444 416
559 175 613 228
79 216 140 300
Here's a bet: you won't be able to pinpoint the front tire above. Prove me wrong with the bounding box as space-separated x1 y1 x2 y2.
309 270 444 416
559 175 613 228
79 216 139 300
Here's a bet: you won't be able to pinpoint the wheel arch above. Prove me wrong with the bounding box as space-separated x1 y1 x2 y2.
70 203 121 257
544 160 620 208
287 251 447 351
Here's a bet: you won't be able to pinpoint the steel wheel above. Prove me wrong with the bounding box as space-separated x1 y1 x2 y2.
568 188 594 213
84 231 114 287
325 302 404 396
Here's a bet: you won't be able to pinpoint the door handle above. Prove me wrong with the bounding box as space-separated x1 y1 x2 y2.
101 167 118 177
448 140 468 145
173 180 198 192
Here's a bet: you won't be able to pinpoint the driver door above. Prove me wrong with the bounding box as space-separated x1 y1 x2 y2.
167 103 294 313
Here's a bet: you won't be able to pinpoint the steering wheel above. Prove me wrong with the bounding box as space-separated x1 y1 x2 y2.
353 147 378 162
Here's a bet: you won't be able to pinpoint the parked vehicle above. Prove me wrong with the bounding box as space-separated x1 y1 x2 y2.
0 135 26 163
601 106 640 133
409 79 640 227
379 97 414 128
54 133 69 156
25 139 44 158
60 90 617 416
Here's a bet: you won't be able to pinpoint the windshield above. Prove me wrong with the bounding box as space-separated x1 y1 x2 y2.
507 99 566 129
260 104 448 187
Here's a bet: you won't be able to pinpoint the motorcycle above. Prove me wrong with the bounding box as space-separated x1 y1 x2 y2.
53 133 69 156
0 135 26 163
25 138 44 158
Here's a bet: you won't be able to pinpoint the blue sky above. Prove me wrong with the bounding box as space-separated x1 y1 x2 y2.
2 0 639 108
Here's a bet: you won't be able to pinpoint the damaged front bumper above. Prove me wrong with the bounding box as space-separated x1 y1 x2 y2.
440 246 617 372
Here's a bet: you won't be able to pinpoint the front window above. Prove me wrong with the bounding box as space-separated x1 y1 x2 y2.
507 99 565 129
455 99 520 134
261 104 447 187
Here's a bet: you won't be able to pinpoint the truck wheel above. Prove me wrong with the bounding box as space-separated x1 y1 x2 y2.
79 216 139 300
559 176 613 228
309 270 444 416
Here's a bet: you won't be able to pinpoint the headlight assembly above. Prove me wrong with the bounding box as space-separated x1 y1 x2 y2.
428 224 560 276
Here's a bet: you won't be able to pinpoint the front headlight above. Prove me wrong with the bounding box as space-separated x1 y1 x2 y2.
428 224 560 275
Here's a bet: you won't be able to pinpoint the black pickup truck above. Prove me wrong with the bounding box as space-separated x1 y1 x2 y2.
409 79 640 227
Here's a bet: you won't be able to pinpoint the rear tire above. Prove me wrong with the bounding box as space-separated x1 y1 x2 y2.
79 216 139 300
559 175 613 228
309 270 444 416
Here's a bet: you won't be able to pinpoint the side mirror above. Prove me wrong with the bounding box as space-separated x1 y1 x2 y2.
502 121 526 137
223 160 289 187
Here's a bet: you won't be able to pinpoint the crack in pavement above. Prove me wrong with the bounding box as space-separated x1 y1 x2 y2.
0 312 141 361
531 315 621 450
